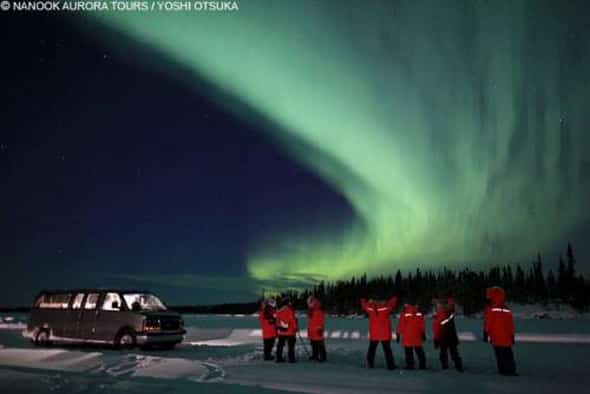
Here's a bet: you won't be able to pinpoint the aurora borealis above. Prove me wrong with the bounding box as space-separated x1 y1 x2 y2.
1 1 589 306
89 0 590 281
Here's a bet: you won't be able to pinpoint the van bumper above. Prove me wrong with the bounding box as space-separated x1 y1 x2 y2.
136 330 186 345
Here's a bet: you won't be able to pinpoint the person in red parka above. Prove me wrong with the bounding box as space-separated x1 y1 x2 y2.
275 297 298 363
432 297 463 372
258 298 277 361
307 296 327 362
361 295 398 370
396 303 426 369
484 286 517 376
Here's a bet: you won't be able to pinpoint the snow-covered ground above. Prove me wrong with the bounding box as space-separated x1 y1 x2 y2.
1 313 589 393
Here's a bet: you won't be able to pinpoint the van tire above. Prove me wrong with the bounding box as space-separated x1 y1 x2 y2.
114 329 136 350
35 329 51 347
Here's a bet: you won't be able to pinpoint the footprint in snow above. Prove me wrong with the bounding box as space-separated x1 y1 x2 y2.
189 361 226 383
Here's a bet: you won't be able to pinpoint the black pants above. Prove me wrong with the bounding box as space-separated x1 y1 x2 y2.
404 346 426 369
494 346 517 375
310 340 327 362
367 340 396 369
439 345 463 371
263 338 275 360
276 335 296 363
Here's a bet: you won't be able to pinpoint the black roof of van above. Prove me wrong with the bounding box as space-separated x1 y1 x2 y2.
38 289 151 294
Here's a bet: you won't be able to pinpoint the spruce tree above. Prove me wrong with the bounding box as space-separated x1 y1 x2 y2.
557 255 567 300
546 269 556 299
566 242 576 283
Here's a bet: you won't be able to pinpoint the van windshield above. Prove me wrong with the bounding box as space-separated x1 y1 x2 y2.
123 293 167 312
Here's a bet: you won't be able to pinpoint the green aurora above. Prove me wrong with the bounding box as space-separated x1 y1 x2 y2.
90 0 590 281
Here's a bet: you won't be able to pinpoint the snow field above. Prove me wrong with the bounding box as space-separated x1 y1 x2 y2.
0 314 589 393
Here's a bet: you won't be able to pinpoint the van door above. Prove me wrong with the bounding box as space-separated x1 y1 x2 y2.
64 293 85 339
77 292 101 340
94 292 126 342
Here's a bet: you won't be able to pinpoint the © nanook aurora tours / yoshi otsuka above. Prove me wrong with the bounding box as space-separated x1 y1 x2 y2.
1 0 590 393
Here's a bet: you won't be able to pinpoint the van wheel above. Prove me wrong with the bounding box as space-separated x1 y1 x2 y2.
115 329 136 350
35 329 51 347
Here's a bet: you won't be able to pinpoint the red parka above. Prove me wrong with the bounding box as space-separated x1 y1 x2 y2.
307 298 326 341
361 296 398 341
396 304 425 347
484 287 515 347
276 304 298 336
258 301 277 339
432 298 459 347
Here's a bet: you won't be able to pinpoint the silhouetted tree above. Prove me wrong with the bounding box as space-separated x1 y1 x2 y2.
557 254 567 300
533 254 547 302
279 243 588 315
546 269 556 299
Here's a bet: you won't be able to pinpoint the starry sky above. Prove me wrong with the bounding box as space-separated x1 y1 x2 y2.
1 1 589 306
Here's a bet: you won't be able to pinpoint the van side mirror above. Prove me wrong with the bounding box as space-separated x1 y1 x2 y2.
111 301 119 310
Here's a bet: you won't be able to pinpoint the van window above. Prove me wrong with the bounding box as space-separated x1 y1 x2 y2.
72 293 85 310
35 293 71 309
84 293 100 310
123 293 167 312
102 293 122 311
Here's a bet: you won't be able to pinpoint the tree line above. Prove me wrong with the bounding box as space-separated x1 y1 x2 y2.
278 243 589 315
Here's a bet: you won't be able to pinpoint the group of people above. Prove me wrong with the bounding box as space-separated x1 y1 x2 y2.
259 295 327 363
360 295 463 372
258 286 517 376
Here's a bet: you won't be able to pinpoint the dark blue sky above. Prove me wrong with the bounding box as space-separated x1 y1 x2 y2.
0 13 355 305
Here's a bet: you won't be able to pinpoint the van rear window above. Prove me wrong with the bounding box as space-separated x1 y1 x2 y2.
35 293 71 309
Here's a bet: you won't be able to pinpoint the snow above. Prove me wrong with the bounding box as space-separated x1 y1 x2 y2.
515 333 590 344
112 355 212 380
0 322 26 330
0 316 27 330
510 303 588 320
0 312 589 393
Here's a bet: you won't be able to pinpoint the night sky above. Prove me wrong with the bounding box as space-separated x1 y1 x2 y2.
1 1 589 306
